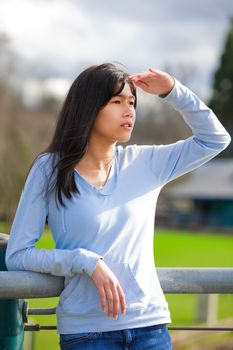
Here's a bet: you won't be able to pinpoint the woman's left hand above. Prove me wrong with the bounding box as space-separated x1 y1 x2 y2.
128 68 175 96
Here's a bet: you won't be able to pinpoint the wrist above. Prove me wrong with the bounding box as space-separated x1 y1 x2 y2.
159 76 175 98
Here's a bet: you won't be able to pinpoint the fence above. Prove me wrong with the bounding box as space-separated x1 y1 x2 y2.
1 233 233 349
1 269 233 327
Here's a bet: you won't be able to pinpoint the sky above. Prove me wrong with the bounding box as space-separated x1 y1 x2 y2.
0 0 233 100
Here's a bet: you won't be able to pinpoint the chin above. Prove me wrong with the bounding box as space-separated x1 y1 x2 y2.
117 135 132 143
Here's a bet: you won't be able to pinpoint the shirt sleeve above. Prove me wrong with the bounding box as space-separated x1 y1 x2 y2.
138 78 231 187
5 157 102 278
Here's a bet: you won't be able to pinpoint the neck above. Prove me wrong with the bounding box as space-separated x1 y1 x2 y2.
80 138 116 171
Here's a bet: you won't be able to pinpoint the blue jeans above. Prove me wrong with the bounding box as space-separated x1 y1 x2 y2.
59 324 173 350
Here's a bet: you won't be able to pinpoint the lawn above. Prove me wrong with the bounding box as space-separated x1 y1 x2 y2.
1 223 233 349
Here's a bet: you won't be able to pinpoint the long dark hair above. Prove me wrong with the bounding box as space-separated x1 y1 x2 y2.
30 63 137 208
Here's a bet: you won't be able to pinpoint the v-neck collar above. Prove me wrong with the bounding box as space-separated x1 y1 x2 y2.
73 149 119 196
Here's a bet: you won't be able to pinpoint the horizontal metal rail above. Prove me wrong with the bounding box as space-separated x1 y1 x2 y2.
28 307 56 315
23 325 233 332
1 235 232 334
0 271 63 298
157 268 233 294
0 268 233 299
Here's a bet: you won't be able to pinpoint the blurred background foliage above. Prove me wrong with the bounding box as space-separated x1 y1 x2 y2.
209 18 233 158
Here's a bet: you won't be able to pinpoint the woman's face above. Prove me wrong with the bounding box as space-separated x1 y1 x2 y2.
90 82 136 144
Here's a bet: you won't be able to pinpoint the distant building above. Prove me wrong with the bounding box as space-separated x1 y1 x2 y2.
163 159 233 229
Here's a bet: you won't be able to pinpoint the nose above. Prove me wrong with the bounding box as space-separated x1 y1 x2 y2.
123 103 135 118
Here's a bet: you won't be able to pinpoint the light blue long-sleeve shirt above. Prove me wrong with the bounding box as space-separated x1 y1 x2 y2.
5 79 231 334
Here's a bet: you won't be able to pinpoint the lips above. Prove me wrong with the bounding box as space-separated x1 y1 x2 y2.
120 122 132 127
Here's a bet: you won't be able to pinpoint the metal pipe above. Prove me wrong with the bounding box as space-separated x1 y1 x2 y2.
157 268 233 294
28 307 56 315
23 325 233 332
0 235 24 350
0 271 64 298
0 268 233 299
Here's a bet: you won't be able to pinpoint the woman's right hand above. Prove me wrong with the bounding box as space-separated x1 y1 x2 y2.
91 258 126 319
128 68 175 96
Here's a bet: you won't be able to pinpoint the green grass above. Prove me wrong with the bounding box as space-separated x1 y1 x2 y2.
0 221 11 233
1 223 233 349
154 229 233 328
154 229 233 267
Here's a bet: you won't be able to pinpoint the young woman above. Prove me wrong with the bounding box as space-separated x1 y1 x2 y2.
6 63 230 350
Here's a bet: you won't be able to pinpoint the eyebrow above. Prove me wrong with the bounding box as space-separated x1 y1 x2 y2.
114 93 135 100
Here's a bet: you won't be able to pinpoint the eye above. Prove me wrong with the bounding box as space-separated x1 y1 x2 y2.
113 100 121 104
129 101 135 106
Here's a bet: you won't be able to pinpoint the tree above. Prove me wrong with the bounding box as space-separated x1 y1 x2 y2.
209 18 233 157
0 33 55 221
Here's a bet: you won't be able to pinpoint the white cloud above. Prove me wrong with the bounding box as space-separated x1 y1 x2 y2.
0 0 232 97
0 0 101 61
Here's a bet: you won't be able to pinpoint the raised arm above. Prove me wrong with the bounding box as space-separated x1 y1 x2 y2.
129 68 231 186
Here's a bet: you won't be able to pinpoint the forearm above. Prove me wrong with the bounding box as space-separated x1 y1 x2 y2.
6 243 102 278
139 78 231 185
163 79 231 149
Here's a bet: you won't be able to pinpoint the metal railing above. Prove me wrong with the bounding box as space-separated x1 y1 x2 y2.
0 268 233 332
1 232 233 335
1 268 233 299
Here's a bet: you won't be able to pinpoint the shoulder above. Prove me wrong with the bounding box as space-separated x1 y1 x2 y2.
116 144 160 165
31 152 56 176
24 153 56 189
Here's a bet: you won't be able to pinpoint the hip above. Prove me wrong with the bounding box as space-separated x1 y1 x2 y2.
60 324 173 350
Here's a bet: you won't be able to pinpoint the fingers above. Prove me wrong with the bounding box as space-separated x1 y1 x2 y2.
128 74 149 88
133 80 149 88
104 281 126 319
131 67 161 75
98 286 107 313
128 73 146 82
117 284 126 315
128 68 164 83
110 284 119 319
105 286 114 318
92 259 126 319
148 67 162 76
149 67 156 74
128 71 155 89
128 68 174 95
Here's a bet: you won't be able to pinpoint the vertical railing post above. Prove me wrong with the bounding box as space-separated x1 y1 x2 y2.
0 234 25 350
